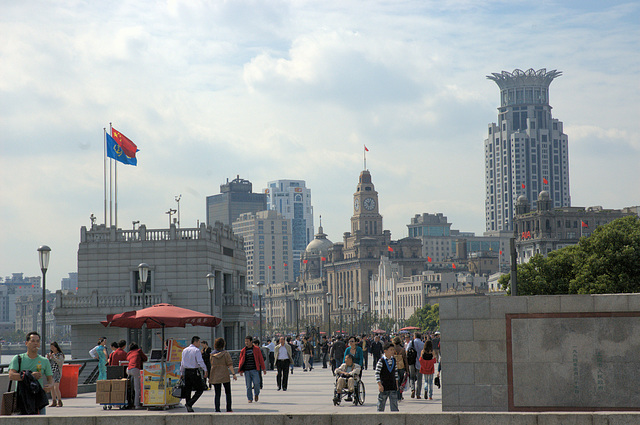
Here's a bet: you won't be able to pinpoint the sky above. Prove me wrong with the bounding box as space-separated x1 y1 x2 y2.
1 0 639 290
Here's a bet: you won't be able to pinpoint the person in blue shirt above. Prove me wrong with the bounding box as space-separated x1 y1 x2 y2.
343 336 364 368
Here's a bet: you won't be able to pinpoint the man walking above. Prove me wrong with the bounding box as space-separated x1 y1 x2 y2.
329 336 346 376
8 331 53 415
180 336 208 412
320 335 329 368
274 336 292 391
238 335 266 402
408 332 424 399
370 335 383 370
263 339 276 370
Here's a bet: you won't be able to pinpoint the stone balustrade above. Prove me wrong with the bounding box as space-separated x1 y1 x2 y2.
56 290 170 309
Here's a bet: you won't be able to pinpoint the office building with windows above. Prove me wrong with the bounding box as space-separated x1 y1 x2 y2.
265 179 314 282
485 68 570 232
232 210 294 287
206 175 267 226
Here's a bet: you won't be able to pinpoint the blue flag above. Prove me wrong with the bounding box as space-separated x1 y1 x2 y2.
106 133 137 166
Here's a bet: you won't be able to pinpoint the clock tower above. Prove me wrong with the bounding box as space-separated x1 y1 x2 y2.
351 170 383 237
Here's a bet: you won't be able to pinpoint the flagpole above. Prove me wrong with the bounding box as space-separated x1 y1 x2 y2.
109 149 113 227
103 128 107 226
110 123 117 230
363 146 366 170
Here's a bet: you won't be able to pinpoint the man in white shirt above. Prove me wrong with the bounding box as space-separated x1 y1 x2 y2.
180 336 208 412
263 339 276 370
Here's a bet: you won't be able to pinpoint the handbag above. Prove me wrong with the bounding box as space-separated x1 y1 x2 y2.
434 375 441 388
1 355 21 416
171 377 185 399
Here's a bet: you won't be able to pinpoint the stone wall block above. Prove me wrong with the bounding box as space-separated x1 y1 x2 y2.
458 413 537 425
489 341 507 363
473 319 506 341
441 319 474 341
446 362 475 384
560 295 594 313
441 383 460 409
406 414 458 425
491 385 508 410
593 294 629 312
475 362 507 385
457 297 491 319
628 294 640 311
536 413 594 425
490 296 528 319
527 295 561 313
458 341 492 362
440 298 458 320
440 339 458 362
458 384 492 406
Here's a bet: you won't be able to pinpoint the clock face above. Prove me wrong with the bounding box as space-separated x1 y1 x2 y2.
354 198 360 211
363 197 376 211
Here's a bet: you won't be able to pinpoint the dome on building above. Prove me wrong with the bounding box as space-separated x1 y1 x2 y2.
538 190 550 201
305 219 333 257
517 195 529 204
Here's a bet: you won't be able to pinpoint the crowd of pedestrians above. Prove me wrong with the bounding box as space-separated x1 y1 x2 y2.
6 329 440 415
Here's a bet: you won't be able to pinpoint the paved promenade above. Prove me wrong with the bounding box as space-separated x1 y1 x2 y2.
46 365 442 416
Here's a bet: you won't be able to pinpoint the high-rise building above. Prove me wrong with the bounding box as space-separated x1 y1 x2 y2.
485 68 570 232
265 179 314 281
206 175 267 226
60 272 78 292
232 210 294 287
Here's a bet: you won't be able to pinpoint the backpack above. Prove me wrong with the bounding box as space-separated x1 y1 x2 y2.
406 341 417 365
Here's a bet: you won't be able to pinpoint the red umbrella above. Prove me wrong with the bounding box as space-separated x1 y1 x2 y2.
102 303 221 329
372 329 386 334
399 326 421 331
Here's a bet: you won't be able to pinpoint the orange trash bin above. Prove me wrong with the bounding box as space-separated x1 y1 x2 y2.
60 364 81 398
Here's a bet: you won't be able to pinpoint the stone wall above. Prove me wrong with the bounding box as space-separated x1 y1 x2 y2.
440 293 640 412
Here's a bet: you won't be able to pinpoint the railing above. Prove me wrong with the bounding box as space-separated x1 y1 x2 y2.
57 291 169 309
0 357 98 381
223 292 253 307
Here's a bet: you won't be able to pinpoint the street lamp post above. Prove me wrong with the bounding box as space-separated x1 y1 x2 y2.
256 281 264 341
138 263 149 351
349 299 354 335
293 287 300 336
326 292 332 338
363 304 369 335
338 295 344 337
206 273 216 343
357 301 362 335
37 245 51 356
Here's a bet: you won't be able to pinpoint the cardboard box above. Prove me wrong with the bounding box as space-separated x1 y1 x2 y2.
110 390 127 404
96 380 111 392
96 391 110 404
110 379 128 392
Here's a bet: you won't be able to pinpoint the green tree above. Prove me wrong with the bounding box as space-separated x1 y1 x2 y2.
405 303 439 331
501 216 640 295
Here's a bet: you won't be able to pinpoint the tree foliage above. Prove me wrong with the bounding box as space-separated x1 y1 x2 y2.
502 216 640 295
405 303 439 331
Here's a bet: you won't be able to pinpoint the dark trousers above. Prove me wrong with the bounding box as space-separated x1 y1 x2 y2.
321 352 328 368
184 369 205 408
268 352 275 370
213 382 232 412
373 354 381 370
363 352 368 369
276 359 290 390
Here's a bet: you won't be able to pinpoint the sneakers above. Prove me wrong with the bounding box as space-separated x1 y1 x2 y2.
429 397 433 400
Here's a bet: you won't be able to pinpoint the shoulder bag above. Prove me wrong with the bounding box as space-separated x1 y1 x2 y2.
1 355 21 415
171 376 185 399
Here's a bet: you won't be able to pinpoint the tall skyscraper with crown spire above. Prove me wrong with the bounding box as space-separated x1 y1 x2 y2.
484 68 571 232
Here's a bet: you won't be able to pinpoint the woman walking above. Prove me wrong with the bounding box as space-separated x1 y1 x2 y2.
47 342 65 407
419 340 438 400
210 337 237 412
393 336 408 400
95 337 108 381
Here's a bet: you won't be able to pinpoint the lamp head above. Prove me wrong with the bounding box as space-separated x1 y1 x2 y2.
206 273 215 291
138 263 150 284
37 245 51 272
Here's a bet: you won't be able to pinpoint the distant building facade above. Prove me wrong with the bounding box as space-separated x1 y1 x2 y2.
265 179 314 282
324 170 423 323
513 191 636 263
485 68 570 232
232 210 294 287
60 272 78 292
206 175 267 226
54 222 253 357
0 274 41 325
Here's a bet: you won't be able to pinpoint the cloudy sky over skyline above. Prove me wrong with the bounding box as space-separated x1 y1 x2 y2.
1 1 639 289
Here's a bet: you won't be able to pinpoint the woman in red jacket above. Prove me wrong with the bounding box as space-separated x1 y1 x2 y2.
126 342 148 408
418 340 437 400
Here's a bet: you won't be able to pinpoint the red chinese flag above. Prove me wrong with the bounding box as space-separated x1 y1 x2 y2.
499 250 503 255
452 263 456 269
364 145 369 152
268 265 271 269
521 183 525 189
283 263 287 267
427 257 432 262
581 221 588 228
303 259 308 264
387 246 393 252
111 128 138 158
321 256 327 261
543 178 548 185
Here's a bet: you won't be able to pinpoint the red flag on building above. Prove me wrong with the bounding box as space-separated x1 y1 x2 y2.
499 250 503 255
321 256 327 261
387 246 393 252
364 145 369 152
283 262 287 267
581 221 588 228
111 127 139 158
543 177 548 185
268 265 271 269
521 183 525 189
427 257 432 262
303 259 308 264
452 263 456 269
